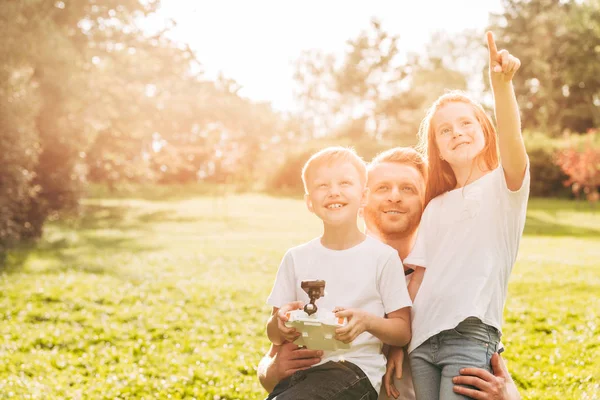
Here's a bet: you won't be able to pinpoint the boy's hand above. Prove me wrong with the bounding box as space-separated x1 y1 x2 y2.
333 307 372 344
487 31 521 83
383 346 405 399
277 301 304 343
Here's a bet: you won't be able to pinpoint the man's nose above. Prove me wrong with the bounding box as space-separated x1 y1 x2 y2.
388 187 402 202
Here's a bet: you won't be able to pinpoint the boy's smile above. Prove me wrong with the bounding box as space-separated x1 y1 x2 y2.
305 162 366 227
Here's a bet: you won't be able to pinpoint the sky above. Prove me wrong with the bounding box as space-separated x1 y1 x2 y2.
150 0 503 111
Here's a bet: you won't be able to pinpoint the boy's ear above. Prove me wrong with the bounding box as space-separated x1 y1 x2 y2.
304 193 314 213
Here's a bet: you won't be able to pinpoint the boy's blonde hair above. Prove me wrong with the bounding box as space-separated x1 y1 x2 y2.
416 91 499 206
368 147 428 183
301 146 367 193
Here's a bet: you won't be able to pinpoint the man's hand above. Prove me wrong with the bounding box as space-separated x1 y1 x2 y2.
383 346 405 399
453 353 518 400
334 307 373 344
487 31 521 83
258 343 323 393
272 342 323 381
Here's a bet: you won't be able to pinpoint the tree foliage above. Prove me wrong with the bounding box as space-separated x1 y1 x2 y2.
489 0 600 135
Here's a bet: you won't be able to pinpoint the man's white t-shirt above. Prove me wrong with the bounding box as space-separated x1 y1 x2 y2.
267 236 412 393
404 164 530 354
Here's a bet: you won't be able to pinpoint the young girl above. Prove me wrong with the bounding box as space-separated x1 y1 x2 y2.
404 32 530 400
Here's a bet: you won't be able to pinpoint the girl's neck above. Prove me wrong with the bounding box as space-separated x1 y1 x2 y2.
452 162 491 189
321 222 365 250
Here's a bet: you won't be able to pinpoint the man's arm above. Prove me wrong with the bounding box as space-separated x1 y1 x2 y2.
257 343 322 393
453 352 521 400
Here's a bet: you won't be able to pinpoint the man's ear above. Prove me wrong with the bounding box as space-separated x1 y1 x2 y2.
304 193 314 213
360 187 370 208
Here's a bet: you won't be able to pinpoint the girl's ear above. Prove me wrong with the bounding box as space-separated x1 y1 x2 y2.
305 193 314 213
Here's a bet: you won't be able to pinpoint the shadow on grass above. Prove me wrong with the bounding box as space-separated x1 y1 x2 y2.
1 204 165 276
1 198 237 275
0 233 158 277
524 214 600 237
68 205 204 231
85 183 247 202
524 198 599 237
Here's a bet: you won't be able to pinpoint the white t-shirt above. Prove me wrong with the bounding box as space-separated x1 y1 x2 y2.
404 164 530 354
267 236 412 393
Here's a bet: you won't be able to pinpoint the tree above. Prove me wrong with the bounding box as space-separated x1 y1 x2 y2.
293 18 468 145
489 0 600 135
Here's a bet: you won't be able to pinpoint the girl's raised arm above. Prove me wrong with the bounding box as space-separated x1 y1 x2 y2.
487 31 528 191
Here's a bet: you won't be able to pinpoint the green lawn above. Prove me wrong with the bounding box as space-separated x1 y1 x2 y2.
1 191 599 399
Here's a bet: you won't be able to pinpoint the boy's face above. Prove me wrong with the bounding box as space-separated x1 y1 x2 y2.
363 162 425 239
304 161 367 227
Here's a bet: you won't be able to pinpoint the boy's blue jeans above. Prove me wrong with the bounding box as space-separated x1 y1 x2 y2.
409 317 500 400
265 360 378 400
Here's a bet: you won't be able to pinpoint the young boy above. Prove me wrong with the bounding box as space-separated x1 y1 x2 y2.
265 146 412 399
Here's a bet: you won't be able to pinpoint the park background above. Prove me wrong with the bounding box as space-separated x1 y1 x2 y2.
0 0 599 398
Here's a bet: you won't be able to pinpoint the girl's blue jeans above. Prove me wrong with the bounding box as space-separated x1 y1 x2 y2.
409 317 500 400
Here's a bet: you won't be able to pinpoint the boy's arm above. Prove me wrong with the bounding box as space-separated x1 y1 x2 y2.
334 306 411 347
407 266 425 301
371 307 411 347
487 31 527 191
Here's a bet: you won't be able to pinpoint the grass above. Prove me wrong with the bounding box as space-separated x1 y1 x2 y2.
1 192 599 399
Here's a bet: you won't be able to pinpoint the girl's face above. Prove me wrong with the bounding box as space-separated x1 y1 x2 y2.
432 102 486 168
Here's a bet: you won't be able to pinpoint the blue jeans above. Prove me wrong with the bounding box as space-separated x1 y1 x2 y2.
266 360 378 400
409 317 500 400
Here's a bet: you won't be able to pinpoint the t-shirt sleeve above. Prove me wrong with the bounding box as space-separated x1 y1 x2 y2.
403 203 431 269
499 158 531 210
266 251 297 308
378 252 412 314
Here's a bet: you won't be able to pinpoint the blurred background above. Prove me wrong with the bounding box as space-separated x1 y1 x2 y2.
2 0 599 252
1 1 599 399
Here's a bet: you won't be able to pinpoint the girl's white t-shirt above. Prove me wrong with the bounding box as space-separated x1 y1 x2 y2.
404 164 530 353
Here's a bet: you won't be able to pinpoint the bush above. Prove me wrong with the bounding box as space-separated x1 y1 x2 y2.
523 131 570 198
554 130 600 203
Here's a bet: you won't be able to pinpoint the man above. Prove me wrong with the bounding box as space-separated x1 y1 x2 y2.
258 147 521 400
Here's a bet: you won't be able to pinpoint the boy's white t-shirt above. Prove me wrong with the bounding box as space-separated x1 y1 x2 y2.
404 164 530 354
267 236 412 393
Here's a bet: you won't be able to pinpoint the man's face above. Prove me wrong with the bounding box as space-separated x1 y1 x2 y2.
363 162 425 239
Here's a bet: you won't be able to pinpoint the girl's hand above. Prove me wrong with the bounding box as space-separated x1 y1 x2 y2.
277 301 304 343
333 307 373 344
487 31 521 83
